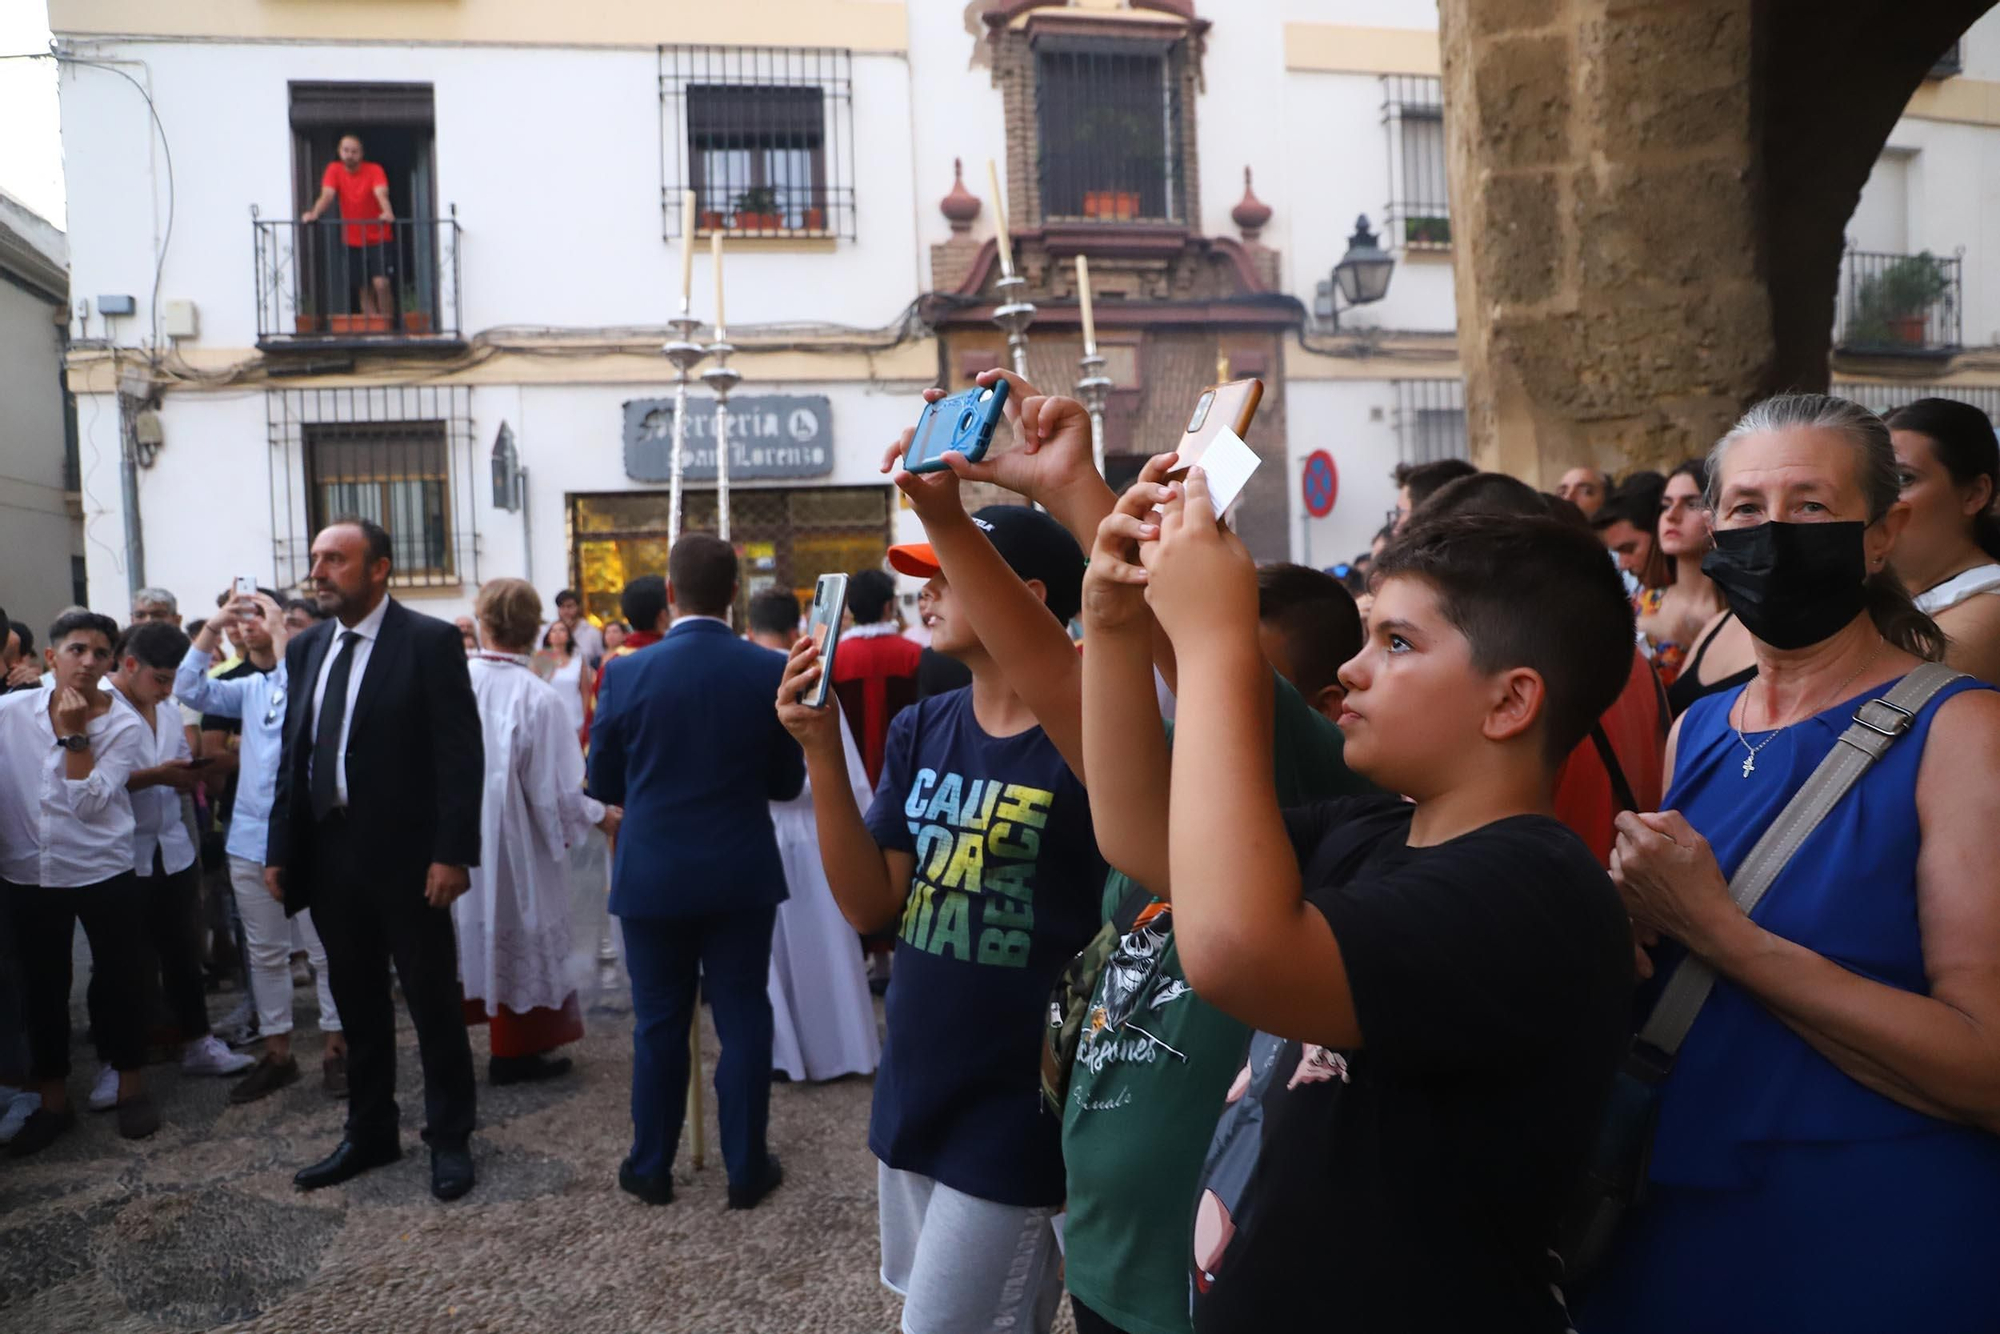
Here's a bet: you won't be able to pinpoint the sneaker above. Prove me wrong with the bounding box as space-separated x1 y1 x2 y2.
291 957 314 989
229 1053 300 1105
87 1064 120 1112
182 1034 255 1076
215 1000 259 1048
0 1090 42 1144
116 1090 161 1140
322 1053 349 1100
6 1106 76 1157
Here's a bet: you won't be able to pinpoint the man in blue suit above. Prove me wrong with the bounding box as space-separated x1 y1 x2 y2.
588 533 804 1209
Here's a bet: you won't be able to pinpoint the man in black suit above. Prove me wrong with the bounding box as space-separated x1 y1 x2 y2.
265 517 484 1200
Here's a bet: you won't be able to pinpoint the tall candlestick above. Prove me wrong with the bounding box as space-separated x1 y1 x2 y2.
679 190 696 314
1076 255 1097 357
987 158 1015 279
711 230 726 341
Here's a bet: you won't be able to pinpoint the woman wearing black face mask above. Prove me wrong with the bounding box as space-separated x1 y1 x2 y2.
1577 394 2000 1334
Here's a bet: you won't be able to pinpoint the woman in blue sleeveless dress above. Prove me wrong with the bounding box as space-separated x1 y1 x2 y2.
1579 393 2000 1334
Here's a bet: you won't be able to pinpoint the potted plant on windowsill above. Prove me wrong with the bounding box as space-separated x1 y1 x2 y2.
732 185 782 232
1404 215 1452 248
401 289 432 335
294 295 319 334
1848 252 1950 349
328 312 357 334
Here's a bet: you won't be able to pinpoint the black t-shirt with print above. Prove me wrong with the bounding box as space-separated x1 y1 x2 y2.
1191 796 1633 1333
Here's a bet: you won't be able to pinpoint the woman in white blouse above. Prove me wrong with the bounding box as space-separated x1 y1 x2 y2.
458 579 621 1084
0 610 157 1154
1887 397 2000 682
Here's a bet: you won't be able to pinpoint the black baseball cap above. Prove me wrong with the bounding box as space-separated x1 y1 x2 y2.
887 504 1085 623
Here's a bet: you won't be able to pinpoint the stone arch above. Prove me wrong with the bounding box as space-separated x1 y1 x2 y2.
1441 0 1999 479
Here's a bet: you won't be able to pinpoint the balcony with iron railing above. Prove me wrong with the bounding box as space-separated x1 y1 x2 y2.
253 209 464 351
1833 249 1961 357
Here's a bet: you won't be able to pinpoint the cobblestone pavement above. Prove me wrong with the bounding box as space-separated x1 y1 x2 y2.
1 846 1081 1334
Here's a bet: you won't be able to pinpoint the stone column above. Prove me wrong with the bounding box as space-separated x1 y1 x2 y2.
1439 0 1769 481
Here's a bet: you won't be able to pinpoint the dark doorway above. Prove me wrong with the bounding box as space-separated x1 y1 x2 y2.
288 83 440 330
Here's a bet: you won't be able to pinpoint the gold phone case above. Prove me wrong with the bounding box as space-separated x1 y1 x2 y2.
1171 378 1265 479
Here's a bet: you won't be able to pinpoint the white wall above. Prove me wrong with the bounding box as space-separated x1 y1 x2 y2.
58 40 923 348
906 2 1007 269
77 373 936 625
1279 67 1457 334
1283 374 1406 567
0 275 76 635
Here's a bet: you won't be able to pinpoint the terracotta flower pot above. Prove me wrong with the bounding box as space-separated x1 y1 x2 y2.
802 207 826 231
294 314 320 334
362 315 392 334
402 310 432 334
1083 190 1141 221
699 210 728 232
736 212 781 231
1889 313 1929 346
328 314 358 333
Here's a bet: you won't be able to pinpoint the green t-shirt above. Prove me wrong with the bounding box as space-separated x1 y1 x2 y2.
1061 676 1376 1334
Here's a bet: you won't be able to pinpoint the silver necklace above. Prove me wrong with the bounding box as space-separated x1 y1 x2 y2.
1732 638 1885 778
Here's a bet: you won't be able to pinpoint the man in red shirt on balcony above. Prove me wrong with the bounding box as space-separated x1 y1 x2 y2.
302 134 396 322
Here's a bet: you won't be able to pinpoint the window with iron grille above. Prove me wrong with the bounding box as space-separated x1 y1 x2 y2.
1394 379 1469 464
265 385 478 590
1383 76 1451 251
1036 39 1187 224
660 46 855 239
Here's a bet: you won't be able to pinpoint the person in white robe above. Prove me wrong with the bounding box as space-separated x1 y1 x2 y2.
746 594 881 1082
459 579 622 1084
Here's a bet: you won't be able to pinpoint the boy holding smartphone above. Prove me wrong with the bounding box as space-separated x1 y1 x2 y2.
1084 478 1635 1329
885 373 1377 1334
776 492 1099 1334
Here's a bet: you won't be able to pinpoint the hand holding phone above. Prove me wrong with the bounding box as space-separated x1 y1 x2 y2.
799 573 850 708
905 381 1011 475
1171 378 1264 517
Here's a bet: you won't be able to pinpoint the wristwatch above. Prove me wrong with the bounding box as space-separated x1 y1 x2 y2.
55 733 90 753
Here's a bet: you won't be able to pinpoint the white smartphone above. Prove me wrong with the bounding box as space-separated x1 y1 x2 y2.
802 573 849 709
233 575 259 598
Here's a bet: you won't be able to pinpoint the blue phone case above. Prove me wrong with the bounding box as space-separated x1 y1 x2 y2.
905 380 1010 474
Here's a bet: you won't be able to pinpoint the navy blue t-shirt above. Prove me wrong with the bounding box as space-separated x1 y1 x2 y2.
863 686 1105 1208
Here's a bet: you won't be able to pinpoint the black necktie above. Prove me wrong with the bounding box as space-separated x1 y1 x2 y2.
310 631 361 820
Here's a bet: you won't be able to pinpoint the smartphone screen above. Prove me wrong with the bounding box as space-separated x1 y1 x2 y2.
802 573 849 708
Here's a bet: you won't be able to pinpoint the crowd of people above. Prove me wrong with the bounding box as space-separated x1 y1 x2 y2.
3 376 1999 1332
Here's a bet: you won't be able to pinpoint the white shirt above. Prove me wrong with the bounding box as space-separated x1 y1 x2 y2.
105 680 199 877
309 595 390 808
671 613 731 629
0 683 152 888
1915 562 2000 616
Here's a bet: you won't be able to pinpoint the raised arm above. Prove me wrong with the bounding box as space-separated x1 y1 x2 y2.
1142 470 1357 1045
890 458 1089 778
777 637 912 934
1081 457 1180 894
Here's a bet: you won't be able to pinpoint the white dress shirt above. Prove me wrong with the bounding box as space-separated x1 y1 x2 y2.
105 680 199 877
0 683 152 888
309 595 390 808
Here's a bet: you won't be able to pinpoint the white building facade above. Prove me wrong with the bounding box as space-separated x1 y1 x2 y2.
48 0 2000 622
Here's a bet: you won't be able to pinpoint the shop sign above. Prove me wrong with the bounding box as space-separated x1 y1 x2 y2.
622 394 834 482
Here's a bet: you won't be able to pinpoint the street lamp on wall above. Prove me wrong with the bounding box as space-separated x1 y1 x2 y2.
1320 214 1395 329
